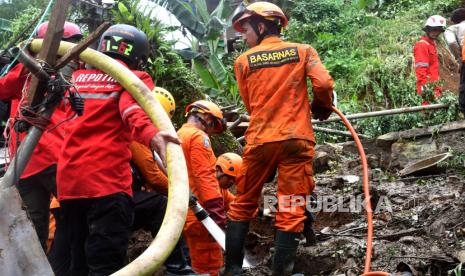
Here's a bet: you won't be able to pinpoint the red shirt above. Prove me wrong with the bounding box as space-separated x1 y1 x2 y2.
0 63 65 178
57 66 158 200
413 35 441 97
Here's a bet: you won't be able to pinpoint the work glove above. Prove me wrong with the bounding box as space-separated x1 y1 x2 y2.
203 197 227 229
311 101 333 121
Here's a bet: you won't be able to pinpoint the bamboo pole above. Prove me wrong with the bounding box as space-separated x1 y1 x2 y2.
313 126 370 139
312 103 450 125
228 104 450 129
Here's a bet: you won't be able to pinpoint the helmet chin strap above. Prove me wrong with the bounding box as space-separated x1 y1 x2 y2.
251 23 268 45
193 113 213 132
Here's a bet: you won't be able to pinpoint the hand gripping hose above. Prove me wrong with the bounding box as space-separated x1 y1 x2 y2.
331 107 388 276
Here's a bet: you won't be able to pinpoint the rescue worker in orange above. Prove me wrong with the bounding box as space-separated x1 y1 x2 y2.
413 15 446 104
216 152 242 212
129 87 176 195
224 2 334 275
129 87 196 276
178 100 227 276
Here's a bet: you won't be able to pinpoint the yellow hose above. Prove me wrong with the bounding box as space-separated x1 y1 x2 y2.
29 39 189 276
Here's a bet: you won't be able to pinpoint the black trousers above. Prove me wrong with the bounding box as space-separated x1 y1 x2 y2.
459 62 465 114
48 207 71 276
59 193 134 276
132 191 191 269
132 191 167 235
16 165 57 250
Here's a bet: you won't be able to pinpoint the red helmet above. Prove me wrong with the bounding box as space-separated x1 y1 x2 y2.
37 21 83 41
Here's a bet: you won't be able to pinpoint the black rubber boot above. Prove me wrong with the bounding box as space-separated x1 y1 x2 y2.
222 220 250 276
303 210 317 246
272 230 300 276
165 241 198 275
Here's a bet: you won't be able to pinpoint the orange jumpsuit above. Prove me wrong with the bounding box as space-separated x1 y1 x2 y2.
221 188 235 213
129 141 168 194
229 36 333 232
47 197 60 253
177 123 225 275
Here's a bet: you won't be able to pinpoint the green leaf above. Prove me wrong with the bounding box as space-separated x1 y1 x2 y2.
205 16 225 40
211 0 234 20
207 54 228 83
193 58 220 89
176 49 202 60
191 0 210 23
152 0 206 39
118 2 134 22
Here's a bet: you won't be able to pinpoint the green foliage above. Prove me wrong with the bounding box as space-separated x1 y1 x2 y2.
114 0 241 154
449 262 463 276
152 0 242 108
0 6 42 48
287 0 462 140
0 0 48 21
114 0 205 128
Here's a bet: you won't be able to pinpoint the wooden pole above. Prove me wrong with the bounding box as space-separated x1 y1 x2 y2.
27 0 72 107
55 22 111 69
1 0 72 189
0 2 71 275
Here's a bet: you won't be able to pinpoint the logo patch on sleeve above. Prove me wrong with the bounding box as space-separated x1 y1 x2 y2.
203 137 210 148
247 47 300 69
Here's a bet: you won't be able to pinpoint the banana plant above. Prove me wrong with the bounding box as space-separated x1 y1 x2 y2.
150 0 240 105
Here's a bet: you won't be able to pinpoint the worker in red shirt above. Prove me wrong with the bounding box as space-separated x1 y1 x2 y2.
56 24 179 275
0 21 82 251
178 100 227 276
225 2 334 275
413 15 446 104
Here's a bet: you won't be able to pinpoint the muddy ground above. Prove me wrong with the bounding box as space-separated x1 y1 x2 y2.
128 125 465 275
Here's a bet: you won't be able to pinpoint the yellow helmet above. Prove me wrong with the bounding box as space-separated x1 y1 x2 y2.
232 1 288 32
152 87 175 119
216 153 242 178
185 100 226 133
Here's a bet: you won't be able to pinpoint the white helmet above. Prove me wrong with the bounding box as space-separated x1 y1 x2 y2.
424 15 446 28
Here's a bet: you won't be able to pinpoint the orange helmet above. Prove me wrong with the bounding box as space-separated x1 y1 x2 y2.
232 1 288 32
216 153 242 178
153 87 175 119
185 100 226 133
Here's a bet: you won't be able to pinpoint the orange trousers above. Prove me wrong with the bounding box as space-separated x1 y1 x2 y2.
228 139 315 232
184 221 223 275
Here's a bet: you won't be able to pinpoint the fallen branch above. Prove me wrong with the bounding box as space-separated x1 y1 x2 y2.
55 22 110 69
377 228 425 241
318 227 425 241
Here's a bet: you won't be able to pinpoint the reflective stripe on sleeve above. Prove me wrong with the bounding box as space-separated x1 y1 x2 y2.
79 92 120 99
122 105 142 119
415 62 429 68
